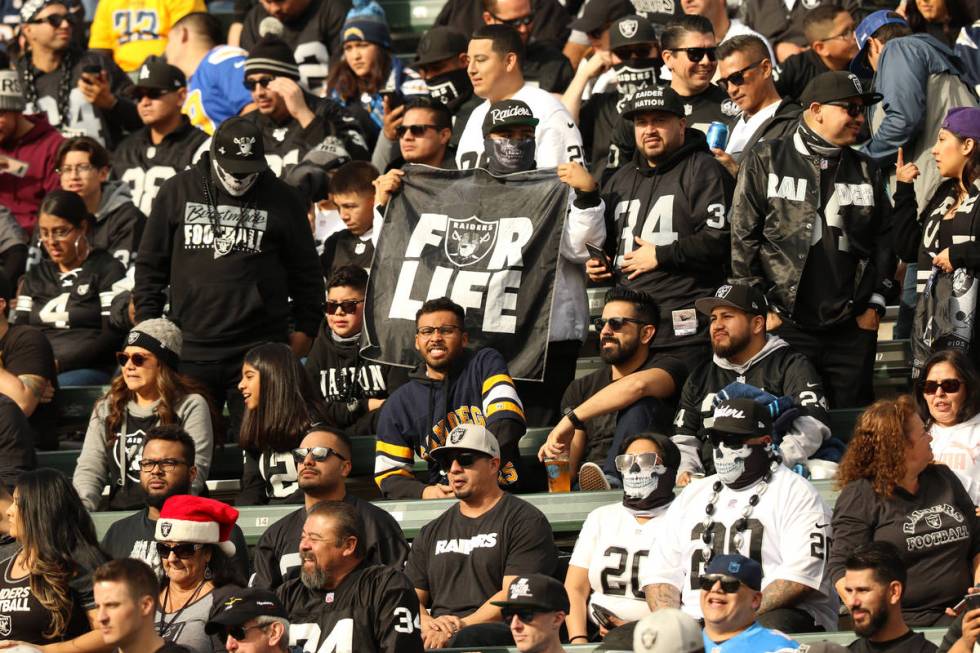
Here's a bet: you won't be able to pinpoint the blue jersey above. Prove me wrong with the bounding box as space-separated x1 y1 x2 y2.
184 45 253 135
703 623 799 653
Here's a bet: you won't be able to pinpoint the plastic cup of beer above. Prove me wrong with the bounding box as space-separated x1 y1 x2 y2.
545 453 571 493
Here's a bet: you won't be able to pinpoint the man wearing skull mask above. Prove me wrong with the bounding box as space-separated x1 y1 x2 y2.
641 398 837 634
134 116 324 435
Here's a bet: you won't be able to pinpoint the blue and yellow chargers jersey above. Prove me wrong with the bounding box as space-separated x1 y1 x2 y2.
88 0 204 72
184 45 253 135
374 348 525 491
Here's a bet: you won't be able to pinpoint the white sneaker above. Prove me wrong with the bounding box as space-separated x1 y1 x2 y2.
578 462 612 491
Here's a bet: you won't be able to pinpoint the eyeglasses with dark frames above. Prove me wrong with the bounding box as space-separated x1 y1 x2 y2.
291 446 348 463
716 61 764 90
593 317 648 332
155 542 204 559
116 351 155 367
502 608 543 623
488 11 532 27
416 325 462 337
666 47 717 63
133 88 173 101
326 299 363 315
698 574 742 593
28 13 73 27
922 378 962 395
139 458 188 472
396 124 439 138
244 76 275 91
825 101 864 118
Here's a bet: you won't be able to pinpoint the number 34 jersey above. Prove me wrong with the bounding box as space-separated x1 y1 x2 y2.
568 501 671 624
278 562 425 653
639 466 838 631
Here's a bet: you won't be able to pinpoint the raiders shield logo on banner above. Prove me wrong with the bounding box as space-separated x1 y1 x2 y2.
160 521 172 538
445 217 499 267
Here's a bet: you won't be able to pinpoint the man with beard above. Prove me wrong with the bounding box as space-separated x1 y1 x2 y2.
730 71 895 409
540 287 688 491
252 427 408 590
99 425 250 579
481 0 574 94
373 297 526 499
843 542 936 653
276 500 424 653
242 36 368 177
641 399 837 634
406 423 558 649
672 283 831 486
699 554 800 652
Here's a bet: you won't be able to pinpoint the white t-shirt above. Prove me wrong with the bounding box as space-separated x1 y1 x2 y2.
455 83 585 170
931 414 980 502
639 466 838 631
568 501 670 624
726 98 781 157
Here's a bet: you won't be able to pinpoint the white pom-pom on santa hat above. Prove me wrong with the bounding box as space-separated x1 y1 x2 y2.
155 495 239 557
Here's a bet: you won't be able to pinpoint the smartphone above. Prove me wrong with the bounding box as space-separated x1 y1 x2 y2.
591 603 617 629
82 63 103 76
381 90 405 111
586 242 617 276
952 592 980 614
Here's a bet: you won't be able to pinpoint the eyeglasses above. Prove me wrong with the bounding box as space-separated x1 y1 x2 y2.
155 542 204 559
291 446 347 463
922 378 962 395
440 451 489 468
667 47 717 63
825 102 864 118
396 124 438 138
502 608 542 623
416 325 462 337
244 76 275 90
612 46 653 61
709 433 749 448
116 351 155 367
133 88 172 101
139 458 188 472
698 574 742 593
614 452 665 473
594 317 648 331
221 624 267 642
38 226 76 241
819 27 855 42
28 13 72 27
488 11 532 27
716 61 763 90
326 299 363 315
56 163 97 175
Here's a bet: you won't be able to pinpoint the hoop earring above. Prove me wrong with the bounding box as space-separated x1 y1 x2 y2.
204 565 213 580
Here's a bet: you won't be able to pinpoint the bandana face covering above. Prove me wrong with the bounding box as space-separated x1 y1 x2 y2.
426 69 472 111
212 159 260 197
484 136 535 175
617 452 676 513
713 441 772 490
614 58 661 97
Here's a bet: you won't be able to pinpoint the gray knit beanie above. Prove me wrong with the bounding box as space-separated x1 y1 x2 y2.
126 318 182 369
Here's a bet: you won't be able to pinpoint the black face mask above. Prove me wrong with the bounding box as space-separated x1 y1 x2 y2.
426 69 472 112
622 464 677 514
713 442 772 490
614 58 662 97
484 136 535 175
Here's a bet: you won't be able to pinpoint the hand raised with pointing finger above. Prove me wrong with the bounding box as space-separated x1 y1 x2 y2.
895 147 920 184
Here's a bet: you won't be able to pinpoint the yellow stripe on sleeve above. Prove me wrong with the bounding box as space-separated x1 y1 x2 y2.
482 373 515 394
375 440 414 460
486 400 526 419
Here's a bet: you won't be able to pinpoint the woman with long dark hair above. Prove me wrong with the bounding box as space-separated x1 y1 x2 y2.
0 468 111 650
905 0 975 47
11 189 126 386
237 342 325 505
894 107 980 374
72 319 217 511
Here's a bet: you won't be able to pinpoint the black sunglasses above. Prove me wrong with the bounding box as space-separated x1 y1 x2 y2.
502 608 541 623
133 88 172 101
440 451 489 467
716 61 763 90
826 101 864 118
156 542 204 559
709 432 749 448
244 76 275 90
396 124 438 138
667 47 717 63
698 574 742 593
594 316 648 331
326 299 363 315
922 378 962 395
116 352 154 367
28 13 72 27
489 11 532 27
221 624 266 641
291 446 347 463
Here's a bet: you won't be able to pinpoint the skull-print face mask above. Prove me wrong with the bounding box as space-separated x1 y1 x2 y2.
711 434 771 490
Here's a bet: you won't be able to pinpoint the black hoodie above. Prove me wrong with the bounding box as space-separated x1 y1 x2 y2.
600 128 735 348
133 154 325 361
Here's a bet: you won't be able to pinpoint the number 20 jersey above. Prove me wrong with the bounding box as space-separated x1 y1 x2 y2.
639 466 838 631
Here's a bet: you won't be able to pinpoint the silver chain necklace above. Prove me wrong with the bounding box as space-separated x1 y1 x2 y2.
699 459 780 562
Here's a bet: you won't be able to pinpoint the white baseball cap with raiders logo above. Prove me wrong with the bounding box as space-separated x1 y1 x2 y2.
431 423 500 463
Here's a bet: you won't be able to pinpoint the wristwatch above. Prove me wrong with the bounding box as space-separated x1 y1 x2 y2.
562 406 586 430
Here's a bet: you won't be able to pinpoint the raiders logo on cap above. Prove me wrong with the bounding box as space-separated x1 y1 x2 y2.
449 426 466 444
848 73 863 94
716 285 732 298
127 332 139 344
160 521 172 537
619 19 638 38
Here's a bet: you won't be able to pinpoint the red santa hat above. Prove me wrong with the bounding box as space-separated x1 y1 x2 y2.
155 495 239 557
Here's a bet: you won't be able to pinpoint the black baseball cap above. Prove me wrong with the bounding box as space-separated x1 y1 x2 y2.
205 588 288 634
703 554 763 591
800 71 883 109
571 0 632 35
622 85 685 120
131 60 186 92
482 99 539 137
695 284 768 317
415 26 468 67
212 116 267 174
707 398 772 438
491 574 570 612
609 15 658 52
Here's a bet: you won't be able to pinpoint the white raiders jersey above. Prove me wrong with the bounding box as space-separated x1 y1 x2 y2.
455 83 585 170
569 501 669 623
639 466 838 631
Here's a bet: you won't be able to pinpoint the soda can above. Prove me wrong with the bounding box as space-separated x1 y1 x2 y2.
706 121 729 150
